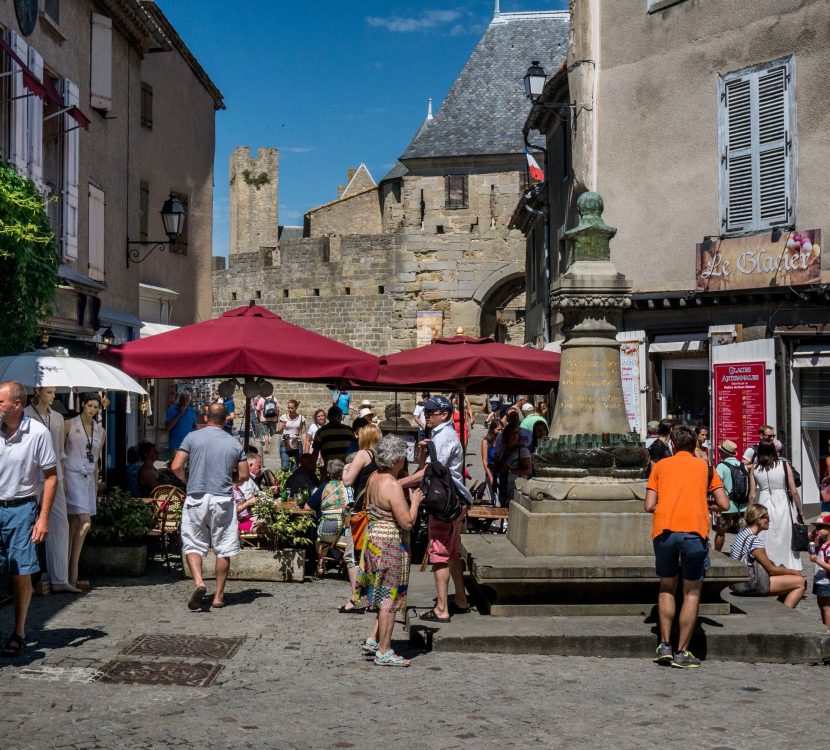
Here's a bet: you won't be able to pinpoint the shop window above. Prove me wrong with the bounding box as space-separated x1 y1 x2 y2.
445 174 468 209
719 56 795 235
140 82 153 129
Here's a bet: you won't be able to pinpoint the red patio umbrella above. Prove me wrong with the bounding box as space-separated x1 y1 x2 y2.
104 303 378 382
104 303 379 448
352 336 560 452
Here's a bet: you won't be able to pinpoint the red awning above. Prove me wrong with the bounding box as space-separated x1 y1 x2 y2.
352 335 560 395
103 303 379 383
0 38 90 131
0 36 46 101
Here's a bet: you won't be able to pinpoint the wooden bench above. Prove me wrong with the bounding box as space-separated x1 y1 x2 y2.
466 504 508 533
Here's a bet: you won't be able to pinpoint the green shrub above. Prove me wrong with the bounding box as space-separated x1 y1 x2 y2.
88 488 156 546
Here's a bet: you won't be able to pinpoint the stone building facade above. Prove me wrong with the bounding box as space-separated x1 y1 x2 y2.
213 9 567 412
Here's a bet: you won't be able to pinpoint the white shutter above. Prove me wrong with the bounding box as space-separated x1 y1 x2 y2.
62 78 80 259
720 58 794 234
26 46 43 187
90 13 112 111
723 76 753 232
757 66 789 225
8 31 28 173
88 184 105 281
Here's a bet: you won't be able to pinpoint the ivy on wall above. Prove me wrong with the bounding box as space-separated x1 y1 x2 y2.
240 169 270 190
0 163 59 355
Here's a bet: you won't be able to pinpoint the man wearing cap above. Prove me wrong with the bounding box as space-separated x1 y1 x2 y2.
0 381 58 656
519 402 547 448
644 421 660 449
645 424 729 669
713 440 749 552
400 395 472 621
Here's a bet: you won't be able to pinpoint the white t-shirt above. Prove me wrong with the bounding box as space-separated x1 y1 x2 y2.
279 414 305 450
413 404 426 429
0 415 57 499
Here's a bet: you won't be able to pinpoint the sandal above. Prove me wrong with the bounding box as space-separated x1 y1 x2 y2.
449 601 471 615
419 609 451 623
338 604 366 614
1 633 26 657
373 649 410 667
361 637 379 655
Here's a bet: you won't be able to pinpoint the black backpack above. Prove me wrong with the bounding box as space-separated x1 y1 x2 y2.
420 442 463 523
263 397 278 418
723 461 749 505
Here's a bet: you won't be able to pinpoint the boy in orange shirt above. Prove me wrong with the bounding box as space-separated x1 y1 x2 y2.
645 425 729 669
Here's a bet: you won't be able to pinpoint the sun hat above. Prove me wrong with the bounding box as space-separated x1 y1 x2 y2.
809 512 830 527
358 407 374 419
521 403 534 413
647 420 660 432
719 440 738 457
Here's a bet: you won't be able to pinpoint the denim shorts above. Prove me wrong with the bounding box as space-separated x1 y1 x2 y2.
0 500 40 576
653 530 709 581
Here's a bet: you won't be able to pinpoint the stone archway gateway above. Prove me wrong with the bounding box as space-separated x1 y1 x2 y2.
475 266 526 343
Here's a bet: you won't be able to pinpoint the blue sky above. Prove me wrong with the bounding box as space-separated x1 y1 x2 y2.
157 1 568 256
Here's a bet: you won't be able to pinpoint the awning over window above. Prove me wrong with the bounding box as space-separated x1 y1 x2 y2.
649 341 707 354
0 37 90 130
792 346 830 369
140 322 179 339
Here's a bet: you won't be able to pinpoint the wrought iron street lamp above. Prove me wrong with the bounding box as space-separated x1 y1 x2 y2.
125 193 186 268
523 61 547 102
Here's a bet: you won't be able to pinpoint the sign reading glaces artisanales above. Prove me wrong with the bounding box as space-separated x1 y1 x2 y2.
712 361 767 462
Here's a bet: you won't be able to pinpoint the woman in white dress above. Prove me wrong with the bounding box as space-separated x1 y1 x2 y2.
749 439 802 570
64 393 105 590
24 388 81 593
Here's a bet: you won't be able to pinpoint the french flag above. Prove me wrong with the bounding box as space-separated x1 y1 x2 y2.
525 148 544 182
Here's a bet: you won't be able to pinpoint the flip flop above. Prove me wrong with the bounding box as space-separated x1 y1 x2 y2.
338 604 366 614
419 609 451 623
449 602 471 615
1 633 26 657
188 585 207 611
211 601 226 609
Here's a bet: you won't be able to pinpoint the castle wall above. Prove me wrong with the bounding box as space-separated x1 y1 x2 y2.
229 146 279 255
306 188 383 238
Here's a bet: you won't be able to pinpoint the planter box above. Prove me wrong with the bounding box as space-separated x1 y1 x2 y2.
79 543 148 577
183 548 306 582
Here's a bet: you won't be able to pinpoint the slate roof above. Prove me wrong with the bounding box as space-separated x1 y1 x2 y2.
401 11 568 161
380 161 409 183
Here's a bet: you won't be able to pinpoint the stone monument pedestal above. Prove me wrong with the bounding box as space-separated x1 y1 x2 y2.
464 193 747 615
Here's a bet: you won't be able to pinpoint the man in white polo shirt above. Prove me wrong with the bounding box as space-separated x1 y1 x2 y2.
172 402 248 611
0 380 57 657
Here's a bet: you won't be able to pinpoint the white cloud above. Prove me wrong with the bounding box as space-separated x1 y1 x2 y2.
366 9 463 33
280 146 315 154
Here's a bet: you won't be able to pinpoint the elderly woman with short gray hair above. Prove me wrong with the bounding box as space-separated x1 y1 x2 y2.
315 459 348 577
356 435 423 667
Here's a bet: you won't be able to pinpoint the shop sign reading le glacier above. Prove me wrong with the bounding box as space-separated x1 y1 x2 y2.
695 229 821 292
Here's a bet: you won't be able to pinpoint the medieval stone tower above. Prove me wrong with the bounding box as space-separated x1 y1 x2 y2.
229 146 279 255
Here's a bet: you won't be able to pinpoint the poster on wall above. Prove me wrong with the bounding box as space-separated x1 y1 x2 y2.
619 340 641 434
712 362 766 461
696 229 821 292
416 310 443 347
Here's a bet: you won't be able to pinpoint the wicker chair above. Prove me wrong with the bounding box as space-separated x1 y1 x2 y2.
146 485 185 570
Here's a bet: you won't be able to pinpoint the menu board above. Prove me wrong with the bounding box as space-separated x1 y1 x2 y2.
619 341 641 434
712 362 766 460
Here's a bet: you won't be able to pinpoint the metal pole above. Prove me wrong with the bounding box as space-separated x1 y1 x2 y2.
243 395 251 452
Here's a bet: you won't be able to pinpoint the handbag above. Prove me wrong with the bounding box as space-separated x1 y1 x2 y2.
730 534 771 596
784 462 810 552
348 473 375 555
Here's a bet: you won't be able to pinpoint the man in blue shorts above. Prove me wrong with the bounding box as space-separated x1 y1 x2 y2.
0 381 58 656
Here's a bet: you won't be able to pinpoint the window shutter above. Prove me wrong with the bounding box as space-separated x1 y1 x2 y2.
756 65 789 225
723 76 753 232
720 59 794 234
62 78 80 259
88 184 105 281
90 13 112 111
8 31 28 173
27 46 43 187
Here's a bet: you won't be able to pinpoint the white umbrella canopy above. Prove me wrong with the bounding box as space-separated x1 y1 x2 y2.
0 348 147 396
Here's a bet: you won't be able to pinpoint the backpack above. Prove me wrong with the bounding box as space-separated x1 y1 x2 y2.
420 442 463 523
723 461 749 505
263 397 278 418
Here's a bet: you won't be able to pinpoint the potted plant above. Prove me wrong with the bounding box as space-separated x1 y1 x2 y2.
251 497 316 582
80 488 156 577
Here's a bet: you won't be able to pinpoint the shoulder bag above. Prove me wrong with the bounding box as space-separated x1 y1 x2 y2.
349 470 376 556
730 532 771 596
784 462 810 552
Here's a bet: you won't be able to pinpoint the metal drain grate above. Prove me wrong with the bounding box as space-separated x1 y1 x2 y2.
95 659 224 687
121 634 244 660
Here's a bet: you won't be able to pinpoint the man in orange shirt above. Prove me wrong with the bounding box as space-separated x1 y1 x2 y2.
645 424 729 669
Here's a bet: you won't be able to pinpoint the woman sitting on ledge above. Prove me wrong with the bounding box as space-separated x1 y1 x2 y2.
729 504 806 608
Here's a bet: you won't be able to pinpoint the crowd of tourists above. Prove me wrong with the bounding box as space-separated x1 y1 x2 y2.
645 417 827 669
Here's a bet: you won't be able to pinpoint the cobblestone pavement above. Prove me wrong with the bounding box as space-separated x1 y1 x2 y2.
0 565 825 750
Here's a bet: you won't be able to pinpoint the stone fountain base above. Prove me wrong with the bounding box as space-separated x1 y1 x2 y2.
464 478 747 617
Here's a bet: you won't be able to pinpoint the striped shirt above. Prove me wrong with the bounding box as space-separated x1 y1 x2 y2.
730 527 765 567
312 422 354 462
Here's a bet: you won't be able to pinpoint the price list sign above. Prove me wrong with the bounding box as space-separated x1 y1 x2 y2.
712 362 766 460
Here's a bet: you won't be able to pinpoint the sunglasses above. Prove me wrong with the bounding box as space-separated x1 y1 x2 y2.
759 514 770 520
